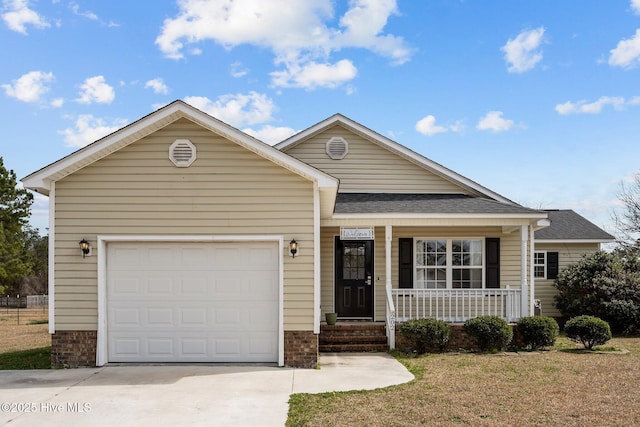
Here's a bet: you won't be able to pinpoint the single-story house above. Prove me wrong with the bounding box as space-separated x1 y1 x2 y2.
22 101 613 368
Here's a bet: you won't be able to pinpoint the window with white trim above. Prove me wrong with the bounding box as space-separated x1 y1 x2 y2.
415 239 484 289
534 251 546 279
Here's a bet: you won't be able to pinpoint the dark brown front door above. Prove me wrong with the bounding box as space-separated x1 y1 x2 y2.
335 237 374 318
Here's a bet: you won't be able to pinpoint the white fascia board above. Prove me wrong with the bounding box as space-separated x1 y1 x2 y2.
22 103 187 194
277 114 516 204
535 239 616 244
332 212 549 220
23 101 338 194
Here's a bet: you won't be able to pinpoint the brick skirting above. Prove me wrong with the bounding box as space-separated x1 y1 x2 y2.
395 323 520 352
51 330 97 368
284 331 318 368
51 330 318 368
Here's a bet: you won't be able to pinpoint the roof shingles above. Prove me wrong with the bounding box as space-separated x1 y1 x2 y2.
334 193 541 214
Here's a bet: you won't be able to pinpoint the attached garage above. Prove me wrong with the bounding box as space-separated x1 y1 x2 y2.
102 240 280 364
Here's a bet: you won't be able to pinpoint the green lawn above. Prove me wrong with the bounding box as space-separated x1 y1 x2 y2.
287 336 640 426
0 347 51 370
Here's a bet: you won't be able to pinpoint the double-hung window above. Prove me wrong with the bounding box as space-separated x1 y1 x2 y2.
534 251 559 280
534 251 546 279
415 239 484 289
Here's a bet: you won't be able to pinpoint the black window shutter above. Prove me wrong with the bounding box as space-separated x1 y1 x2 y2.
399 238 413 288
547 252 559 280
485 238 500 288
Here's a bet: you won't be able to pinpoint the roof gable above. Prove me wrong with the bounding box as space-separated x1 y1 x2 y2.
22 101 337 195
276 114 517 205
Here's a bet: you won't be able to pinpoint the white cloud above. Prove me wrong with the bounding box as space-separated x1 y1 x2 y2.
501 27 545 73
1 70 54 103
242 125 297 145
155 0 411 89
69 2 97 20
59 114 127 147
270 59 357 89
230 62 249 78
415 115 447 136
50 97 64 107
632 0 640 14
183 92 276 127
608 29 640 69
76 76 115 104
555 96 631 115
1 0 49 34
476 111 514 132
144 78 169 95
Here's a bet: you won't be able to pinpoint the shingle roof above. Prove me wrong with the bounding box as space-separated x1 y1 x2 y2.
334 193 542 214
535 210 615 241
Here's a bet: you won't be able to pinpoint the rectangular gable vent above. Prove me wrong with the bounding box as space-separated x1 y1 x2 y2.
326 137 348 160
169 139 196 167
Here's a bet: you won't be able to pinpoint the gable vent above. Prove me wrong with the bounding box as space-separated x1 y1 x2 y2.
326 137 348 160
169 139 196 167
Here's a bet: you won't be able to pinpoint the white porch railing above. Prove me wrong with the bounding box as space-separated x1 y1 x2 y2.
390 287 521 324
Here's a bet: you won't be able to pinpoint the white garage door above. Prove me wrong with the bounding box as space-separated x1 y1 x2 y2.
106 241 279 363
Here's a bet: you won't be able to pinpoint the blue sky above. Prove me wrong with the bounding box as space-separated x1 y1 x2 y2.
2 0 640 236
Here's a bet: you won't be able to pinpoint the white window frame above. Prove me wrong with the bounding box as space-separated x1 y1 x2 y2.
414 238 485 289
534 251 547 279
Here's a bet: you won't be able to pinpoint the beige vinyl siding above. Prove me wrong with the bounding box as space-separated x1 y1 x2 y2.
54 118 315 331
320 226 526 322
284 124 471 194
533 242 599 318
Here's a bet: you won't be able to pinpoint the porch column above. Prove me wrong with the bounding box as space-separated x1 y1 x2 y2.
520 225 529 317
385 225 395 348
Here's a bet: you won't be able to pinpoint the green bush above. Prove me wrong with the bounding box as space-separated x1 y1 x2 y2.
554 250 640 334
564 315 612 350
398 318 451 354
463 316 513 353
516 316 559 351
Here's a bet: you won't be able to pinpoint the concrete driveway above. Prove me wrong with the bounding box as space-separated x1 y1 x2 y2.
0 353 413 426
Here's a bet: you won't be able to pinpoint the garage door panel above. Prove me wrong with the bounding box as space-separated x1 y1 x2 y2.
107 241 279 363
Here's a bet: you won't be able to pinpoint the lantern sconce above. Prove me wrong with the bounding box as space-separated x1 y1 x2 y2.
79 239 91 258
289 239 298 258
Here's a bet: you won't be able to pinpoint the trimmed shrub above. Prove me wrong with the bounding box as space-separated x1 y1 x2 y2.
398 318 451 354
516 316 559 351
463 316 513 353
564 315 612 350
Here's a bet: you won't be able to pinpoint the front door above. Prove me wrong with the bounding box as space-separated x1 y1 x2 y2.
335 237 374 318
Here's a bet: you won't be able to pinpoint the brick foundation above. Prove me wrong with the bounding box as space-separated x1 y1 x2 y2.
284 331 318 368
395 323 519 352
51 331 97 367
51 329 319 368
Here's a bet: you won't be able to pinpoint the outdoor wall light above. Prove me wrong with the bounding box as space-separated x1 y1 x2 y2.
79 239 91 258
289 239 298 258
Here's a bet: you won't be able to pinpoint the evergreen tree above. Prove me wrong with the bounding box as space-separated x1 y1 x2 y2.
0 157 34 295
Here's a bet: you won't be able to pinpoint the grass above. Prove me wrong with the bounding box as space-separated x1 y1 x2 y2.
0 308 51 369
0 347 51 370
287 336 640 427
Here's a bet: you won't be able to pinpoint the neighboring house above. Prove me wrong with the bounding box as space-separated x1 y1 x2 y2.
533 209 614 318
22 101 611 368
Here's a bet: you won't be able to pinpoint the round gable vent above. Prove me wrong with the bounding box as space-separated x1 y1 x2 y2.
326 137 348 160
169 139 196 167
